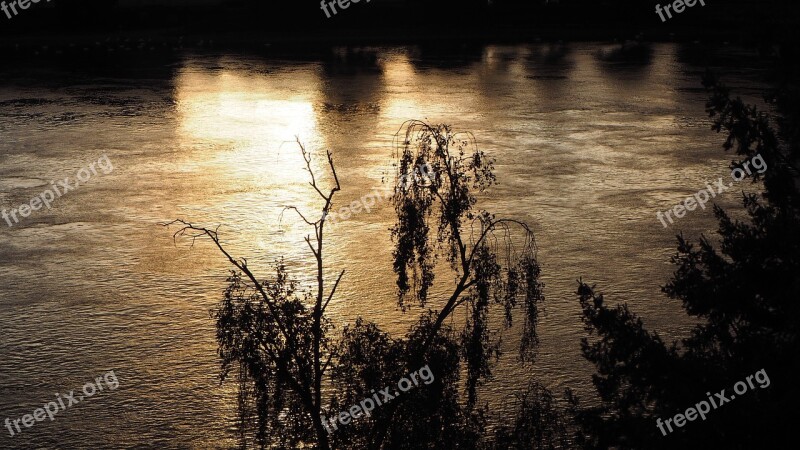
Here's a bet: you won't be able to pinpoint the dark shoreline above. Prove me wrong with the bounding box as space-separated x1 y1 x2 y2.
0 26 786 58
0 1 796 52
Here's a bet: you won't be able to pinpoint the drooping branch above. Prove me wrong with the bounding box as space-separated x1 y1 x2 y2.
422 218 537 354
389 121 540 356
371 121 545 449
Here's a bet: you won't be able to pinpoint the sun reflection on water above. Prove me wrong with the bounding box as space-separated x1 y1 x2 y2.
173 63 329 272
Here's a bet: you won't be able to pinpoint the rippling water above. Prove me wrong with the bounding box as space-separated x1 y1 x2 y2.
0 43 770 448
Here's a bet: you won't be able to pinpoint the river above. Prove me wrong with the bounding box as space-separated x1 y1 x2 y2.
0 42 770 448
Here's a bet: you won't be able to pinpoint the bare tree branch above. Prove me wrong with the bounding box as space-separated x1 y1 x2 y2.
322 269 346 313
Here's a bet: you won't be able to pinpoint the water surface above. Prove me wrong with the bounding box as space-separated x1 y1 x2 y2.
0 43 770 448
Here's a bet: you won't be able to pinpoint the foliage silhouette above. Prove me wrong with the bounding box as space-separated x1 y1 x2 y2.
572 72 800 449
168 122 564 449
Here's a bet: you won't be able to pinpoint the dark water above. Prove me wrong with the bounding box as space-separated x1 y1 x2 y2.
0 43 771 448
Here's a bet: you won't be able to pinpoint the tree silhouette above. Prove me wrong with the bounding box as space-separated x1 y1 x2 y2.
168 140 342 449
168 122 555 449
572 72 800 449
